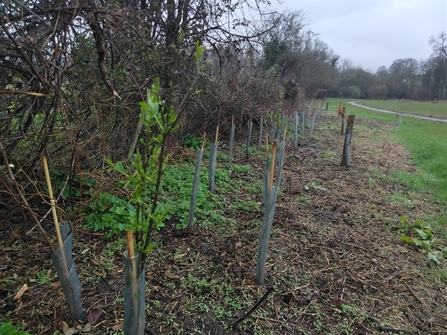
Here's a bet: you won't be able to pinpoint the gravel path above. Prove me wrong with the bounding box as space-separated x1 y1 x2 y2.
348 101 447 123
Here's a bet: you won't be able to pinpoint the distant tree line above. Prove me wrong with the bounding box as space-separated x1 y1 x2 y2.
256 26 447 101
330 32 447 101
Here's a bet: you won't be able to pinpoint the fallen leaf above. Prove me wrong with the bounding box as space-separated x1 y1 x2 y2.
112 323 123 331
173 253 186 259
164 272 180 280
87 308 103 325
62 322 78 335
13 283 28 301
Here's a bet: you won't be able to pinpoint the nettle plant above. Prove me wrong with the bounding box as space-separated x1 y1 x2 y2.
399 216 447 265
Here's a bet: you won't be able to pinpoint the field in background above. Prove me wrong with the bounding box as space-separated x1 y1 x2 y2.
327 98 447 221
348 99 447 119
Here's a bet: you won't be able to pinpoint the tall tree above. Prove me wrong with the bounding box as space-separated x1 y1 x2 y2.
421 32 447 100
259 12 338 104
387 58 420 99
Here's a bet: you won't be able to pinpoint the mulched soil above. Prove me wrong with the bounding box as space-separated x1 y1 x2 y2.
1 114 446 335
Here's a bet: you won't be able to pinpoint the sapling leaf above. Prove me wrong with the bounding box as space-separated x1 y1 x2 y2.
194 41 205 60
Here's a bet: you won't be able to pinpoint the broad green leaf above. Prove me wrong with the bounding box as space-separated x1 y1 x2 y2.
400 235 415 244
416 229 428 240
428 252 441 264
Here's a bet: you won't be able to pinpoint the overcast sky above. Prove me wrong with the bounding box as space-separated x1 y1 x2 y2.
272 0 447 73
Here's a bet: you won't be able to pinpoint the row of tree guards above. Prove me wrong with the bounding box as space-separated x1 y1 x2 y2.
187 103 329 286
13 102 354 334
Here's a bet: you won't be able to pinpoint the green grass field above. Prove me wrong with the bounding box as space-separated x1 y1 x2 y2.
348 99 447 119
327 98 447 214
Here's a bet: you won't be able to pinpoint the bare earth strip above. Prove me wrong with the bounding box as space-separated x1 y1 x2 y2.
348 101 447 122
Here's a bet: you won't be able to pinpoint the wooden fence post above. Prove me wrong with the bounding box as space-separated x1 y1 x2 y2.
341 115 355 167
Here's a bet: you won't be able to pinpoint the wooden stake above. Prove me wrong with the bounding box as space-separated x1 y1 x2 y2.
126 230 135 259
42 156 63 250
126 230 139 320
42 156 68 276
201 133 206 151
214 126 219 145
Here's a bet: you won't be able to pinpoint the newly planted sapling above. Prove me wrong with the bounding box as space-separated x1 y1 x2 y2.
106 42 206 264
107 78 179 273
105 80 180 335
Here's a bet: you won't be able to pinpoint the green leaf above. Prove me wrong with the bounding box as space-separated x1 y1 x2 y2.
176 222 188 230
194 41 205 60
420 240 431 250
0 322 32 335
400 235 415 244
144 241 157 254
415 229 428 240
428 251 441 264
111 206 125 215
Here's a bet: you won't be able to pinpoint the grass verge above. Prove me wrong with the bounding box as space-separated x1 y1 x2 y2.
327 98 447 210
